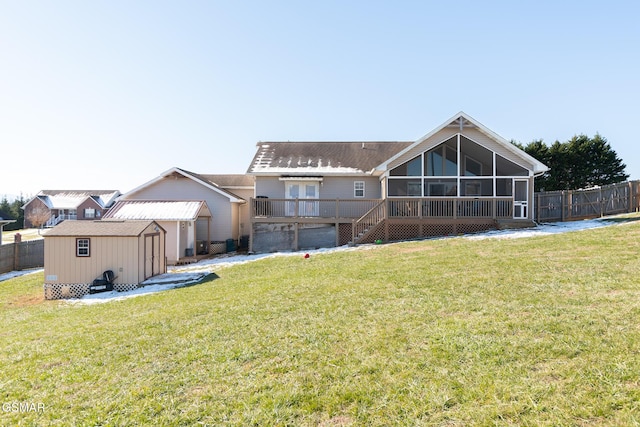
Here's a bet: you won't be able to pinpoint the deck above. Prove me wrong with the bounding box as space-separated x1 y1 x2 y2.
249 197 520 251
250 197 515 222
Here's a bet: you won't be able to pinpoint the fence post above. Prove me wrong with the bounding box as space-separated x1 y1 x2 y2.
13 242 19 271
599 187 604 217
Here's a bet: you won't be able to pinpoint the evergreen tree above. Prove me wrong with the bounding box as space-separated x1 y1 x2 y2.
522 140 551 190
0 196 12 220
9 195 26 230
521 134 628 192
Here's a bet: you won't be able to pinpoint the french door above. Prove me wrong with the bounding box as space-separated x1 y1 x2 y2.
285 181 319 216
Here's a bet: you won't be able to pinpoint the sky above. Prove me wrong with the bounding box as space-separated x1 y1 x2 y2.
1 1 639 200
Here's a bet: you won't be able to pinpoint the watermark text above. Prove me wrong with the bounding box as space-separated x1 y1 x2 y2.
2 402 46 413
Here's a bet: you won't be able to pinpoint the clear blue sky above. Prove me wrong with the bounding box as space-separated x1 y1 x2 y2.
2 1 638 199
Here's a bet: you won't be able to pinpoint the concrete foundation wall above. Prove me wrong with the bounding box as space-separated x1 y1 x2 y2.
252 223 336 253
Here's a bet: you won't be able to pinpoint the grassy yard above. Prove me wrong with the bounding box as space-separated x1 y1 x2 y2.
1 228 45 244
1 221 640 426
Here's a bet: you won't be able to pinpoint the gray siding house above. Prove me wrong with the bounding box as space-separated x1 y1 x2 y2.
247 112 548 252
116 168 252 259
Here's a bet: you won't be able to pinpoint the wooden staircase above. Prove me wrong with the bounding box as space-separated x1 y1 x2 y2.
351 200 387 245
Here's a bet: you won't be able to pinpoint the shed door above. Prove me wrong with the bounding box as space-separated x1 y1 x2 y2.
145 233 161 279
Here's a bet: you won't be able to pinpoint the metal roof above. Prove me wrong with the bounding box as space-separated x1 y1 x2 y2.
26 190 121 209
44 220 160 237
103 200 211 221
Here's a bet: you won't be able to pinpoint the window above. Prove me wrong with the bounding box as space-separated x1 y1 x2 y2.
496 155 528 176
388 179 422 196
390 155 421 176
425 140 457 176
424 179 457 196
464 157 483 176
354 181 365 197
460 179 493 196
84 208 95 219
76 238 90 257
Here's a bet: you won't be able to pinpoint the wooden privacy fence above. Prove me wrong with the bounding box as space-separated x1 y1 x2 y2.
535 181 640 222
0 240 44 274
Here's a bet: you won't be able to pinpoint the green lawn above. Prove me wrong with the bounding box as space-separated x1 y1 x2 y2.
1 220 640 426
1 228 44 244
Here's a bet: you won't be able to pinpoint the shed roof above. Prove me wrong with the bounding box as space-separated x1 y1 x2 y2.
103 200 212 221
247 141 413 175
44 220 160 237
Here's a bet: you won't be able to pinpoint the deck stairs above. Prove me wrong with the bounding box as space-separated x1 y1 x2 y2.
351 200 387 245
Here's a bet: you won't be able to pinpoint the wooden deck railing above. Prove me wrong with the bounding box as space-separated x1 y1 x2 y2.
251 197 514 221
251 198 380 220
387 198 513 219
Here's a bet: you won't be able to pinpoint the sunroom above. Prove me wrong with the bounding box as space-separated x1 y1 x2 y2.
385 134 533 220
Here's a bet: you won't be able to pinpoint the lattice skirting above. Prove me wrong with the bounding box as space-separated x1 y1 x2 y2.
44 283 140 300
209 242 227 255
338 223 353 246
357 220 497 244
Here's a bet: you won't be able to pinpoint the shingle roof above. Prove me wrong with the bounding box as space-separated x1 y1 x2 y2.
247 141 413 175
44 220 158 237
103 200 211 221
198 174 254 188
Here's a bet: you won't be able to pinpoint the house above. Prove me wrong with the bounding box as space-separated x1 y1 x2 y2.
22 190 121 228
247 112 549 252
102 199 212 265
43 220 166 300
116 168 252 255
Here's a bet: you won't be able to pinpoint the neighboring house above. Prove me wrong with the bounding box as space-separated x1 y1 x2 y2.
247 112 549 252
117 167 250 253
103 199 212 265
43 220 166 300
22 190 121 228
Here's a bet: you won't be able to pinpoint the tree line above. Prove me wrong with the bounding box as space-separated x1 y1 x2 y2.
514 134 629 192
0 195 27 230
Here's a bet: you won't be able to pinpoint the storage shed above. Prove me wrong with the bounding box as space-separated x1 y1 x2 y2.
43 220 166 300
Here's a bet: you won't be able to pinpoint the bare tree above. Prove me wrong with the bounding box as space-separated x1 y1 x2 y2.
26 206 51 234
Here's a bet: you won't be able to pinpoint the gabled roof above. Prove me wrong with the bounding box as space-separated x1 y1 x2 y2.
103 200 212 221
121 167 246 203
44 220 162 237
378 111 549 174
22 190 121 210
197 174 254 189
247 141 413 175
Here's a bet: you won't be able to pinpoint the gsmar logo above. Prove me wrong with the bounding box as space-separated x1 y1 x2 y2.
2 402 45 413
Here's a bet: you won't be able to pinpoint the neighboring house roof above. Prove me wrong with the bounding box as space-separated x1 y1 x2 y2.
44 220 162 237
247 141 414 176
379 111 549 174
22 190 121 210
121 167 246 203
103 200 212 221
